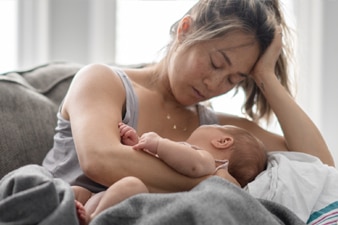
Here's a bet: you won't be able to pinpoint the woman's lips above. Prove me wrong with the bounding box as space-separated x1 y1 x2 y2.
193 87 205 100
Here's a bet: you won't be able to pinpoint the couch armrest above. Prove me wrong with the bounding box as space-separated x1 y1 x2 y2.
0 62 82 178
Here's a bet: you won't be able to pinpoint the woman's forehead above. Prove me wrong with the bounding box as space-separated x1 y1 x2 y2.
210 31 257 49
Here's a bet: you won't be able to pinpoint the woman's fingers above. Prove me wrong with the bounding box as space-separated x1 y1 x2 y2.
251 26 283 80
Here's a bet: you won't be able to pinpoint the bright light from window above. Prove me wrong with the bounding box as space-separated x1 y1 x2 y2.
0 0 17 73
116 0 197 65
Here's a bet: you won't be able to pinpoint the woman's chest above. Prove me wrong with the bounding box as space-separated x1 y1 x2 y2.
136 91 200 141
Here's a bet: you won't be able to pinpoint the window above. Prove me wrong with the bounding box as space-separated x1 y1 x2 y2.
115 0 197 65
0 0 17 73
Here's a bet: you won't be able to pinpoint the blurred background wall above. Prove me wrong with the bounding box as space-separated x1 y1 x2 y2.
1 0 337 164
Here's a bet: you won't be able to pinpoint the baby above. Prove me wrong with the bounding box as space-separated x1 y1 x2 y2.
73 123 267 224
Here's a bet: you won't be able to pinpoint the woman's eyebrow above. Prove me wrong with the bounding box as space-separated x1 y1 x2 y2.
218 50 232 66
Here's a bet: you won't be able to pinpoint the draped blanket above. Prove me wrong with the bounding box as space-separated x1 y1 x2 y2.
0 165 78 225
0 165 305 225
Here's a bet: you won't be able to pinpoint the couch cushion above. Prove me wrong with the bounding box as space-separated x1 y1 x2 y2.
0 62 83 178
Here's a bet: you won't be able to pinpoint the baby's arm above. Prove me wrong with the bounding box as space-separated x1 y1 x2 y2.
132 132 161 156
119 122 139 146
133 133 215 177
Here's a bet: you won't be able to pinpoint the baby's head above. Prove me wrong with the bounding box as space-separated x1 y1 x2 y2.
188 124 267 187
221 126 267 187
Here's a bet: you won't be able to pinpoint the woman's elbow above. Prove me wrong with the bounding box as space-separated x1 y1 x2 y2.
79 151 103 179
78 144 130 185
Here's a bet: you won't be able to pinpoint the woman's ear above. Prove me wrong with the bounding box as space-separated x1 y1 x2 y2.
177 15 192 42
211 136 234 149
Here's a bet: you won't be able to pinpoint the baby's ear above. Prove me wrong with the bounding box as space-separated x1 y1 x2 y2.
211 136 234 149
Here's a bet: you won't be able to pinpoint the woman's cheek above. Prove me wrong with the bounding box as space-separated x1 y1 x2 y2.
192 58 208 75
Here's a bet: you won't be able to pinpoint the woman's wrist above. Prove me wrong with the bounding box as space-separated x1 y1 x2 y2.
252 71 278 94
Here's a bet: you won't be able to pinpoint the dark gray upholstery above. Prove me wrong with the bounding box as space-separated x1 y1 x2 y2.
0 62 83 178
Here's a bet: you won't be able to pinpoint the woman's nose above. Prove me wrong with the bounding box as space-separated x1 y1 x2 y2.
203 72 246 96
203 73 223 91
203 76 230 98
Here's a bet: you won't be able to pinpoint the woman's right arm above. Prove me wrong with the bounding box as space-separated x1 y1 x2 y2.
62 64 204 192
250 30 334 166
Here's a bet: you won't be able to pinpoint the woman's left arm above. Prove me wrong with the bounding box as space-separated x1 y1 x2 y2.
250 30 334 167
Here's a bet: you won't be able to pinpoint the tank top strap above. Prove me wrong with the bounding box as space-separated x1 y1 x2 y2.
112 67 139 129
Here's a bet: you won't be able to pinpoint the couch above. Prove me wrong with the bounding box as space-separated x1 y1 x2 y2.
0 62 83 178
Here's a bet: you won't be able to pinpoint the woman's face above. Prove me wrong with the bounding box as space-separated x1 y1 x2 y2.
168 31 260 106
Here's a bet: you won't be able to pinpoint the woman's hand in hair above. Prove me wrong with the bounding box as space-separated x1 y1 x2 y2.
251 26 283 85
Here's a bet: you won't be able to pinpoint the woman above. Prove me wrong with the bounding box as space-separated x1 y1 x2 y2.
43 0 334 194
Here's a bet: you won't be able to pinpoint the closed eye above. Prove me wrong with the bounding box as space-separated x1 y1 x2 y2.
210 57 219 69
210 54 224 69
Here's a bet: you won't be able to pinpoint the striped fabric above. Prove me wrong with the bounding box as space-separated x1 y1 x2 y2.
307 201 338 225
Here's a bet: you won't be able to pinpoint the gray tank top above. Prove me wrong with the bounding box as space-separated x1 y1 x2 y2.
42 67 219 193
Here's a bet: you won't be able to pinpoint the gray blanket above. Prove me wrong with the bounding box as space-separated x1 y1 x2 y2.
0 165 305 225
0 165 78 225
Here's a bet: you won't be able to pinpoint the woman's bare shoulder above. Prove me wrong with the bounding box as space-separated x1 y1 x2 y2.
72 63 124 86
62 63 127 119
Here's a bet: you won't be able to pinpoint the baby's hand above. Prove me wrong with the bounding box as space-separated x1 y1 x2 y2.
132 132 160 155
119 122 139 146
